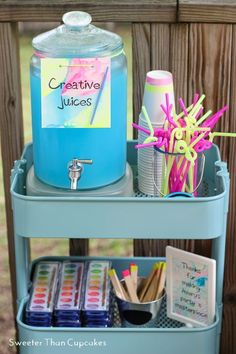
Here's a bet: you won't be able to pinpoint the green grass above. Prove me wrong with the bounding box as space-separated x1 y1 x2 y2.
0 25 134 353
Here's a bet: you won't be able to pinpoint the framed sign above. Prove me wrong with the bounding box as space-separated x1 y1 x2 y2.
166 246 216 327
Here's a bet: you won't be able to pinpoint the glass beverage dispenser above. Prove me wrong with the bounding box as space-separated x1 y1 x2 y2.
30 11 127 189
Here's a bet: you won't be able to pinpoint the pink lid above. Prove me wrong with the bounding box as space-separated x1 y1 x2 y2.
146 70 173 86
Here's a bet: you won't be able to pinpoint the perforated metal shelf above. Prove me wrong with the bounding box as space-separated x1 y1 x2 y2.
112 296 184 329
134 179 213 198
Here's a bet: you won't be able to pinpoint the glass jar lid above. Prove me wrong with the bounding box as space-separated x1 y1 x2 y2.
32 11 123 57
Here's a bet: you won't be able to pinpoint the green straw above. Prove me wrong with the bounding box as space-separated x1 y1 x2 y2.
209 132 236 142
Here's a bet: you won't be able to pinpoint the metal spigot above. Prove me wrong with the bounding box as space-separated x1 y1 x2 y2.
68 158 93 190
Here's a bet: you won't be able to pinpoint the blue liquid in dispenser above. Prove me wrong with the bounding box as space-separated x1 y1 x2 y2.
30 12 127 189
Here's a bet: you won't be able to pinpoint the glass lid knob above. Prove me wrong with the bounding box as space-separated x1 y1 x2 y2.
62 11 92 28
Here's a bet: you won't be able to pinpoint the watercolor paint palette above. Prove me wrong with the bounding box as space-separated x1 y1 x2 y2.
82 261 112 327
25 260 113 327
54 261 85 327
25 261 60 326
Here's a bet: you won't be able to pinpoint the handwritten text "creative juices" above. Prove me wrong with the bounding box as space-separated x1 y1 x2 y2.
48 78 101 110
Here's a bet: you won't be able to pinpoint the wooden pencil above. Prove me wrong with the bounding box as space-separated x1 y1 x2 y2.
139 262 160 302
154 262 166 300
142 263 162 303
122 270 140 303
108 269 128 300
130 263 138 292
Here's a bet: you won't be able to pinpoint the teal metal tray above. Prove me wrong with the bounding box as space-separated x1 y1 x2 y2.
11 142 229 239
16 256 220 354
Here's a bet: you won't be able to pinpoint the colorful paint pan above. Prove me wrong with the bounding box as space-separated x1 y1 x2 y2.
90 275 101 280
61 286 73 291
91 269 102 274
65 270 75 274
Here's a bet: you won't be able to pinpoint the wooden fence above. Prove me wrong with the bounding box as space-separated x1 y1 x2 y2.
0 1 235 353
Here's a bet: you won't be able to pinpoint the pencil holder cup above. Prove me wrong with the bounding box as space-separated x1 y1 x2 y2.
153 147 205 197
115 279 165 326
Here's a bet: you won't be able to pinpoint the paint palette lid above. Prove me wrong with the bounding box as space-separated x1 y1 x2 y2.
55 261 84 311
27 261 60 313
32 11 123 57
83 261 111 312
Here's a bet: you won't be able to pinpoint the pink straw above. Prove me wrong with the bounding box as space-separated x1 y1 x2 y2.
135 142 158 149
132 123 150 135
135 138 165 149
172 157 188 191
202 105 229 129
195 107 204 119
178 97 188 117
161 93 178 128
175 161 191 192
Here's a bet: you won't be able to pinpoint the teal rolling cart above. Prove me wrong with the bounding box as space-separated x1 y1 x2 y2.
11 141 229 354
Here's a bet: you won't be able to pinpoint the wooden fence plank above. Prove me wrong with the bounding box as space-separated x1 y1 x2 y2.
188 24 232 263
151 23 170 70
132 23 151 257
69 239 89 256
166 24 195 253
170 24 188 108
134 23 194 257
188 24 233 354
188 24 232 164
132 23 151 126
220 24 236 354
179 0 236 23
0 22 24 318
0 1 177 23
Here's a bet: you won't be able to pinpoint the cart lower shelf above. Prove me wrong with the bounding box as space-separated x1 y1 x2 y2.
16 256 221 354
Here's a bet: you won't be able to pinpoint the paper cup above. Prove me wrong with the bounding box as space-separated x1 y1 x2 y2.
137 109 168 196
141 70 175 125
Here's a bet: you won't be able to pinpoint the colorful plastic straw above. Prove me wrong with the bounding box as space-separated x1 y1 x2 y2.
133 92 236 196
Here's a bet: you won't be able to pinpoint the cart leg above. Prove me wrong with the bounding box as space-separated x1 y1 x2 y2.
211 219 227 354
14 234 30 308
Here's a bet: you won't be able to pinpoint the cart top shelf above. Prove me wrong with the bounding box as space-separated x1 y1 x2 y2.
11 141 229 239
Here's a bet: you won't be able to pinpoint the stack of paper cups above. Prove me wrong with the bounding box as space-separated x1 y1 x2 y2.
138 70 175 196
